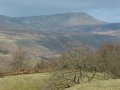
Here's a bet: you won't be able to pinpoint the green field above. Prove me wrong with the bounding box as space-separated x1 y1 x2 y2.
66 79 120 90
1 73 120 90
0 73 50 90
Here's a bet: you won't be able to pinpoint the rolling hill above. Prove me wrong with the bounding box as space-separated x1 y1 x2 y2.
0 12 120 60
0 12 104 31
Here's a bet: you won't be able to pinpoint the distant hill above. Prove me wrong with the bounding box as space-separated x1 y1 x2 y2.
0 12 104 31
0 12 120 60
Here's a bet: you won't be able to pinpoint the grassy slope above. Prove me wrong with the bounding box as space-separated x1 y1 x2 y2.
66 79 120 90
0 73 50 90
0 72 120 90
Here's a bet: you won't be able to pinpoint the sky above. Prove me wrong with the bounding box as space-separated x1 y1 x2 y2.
0 0 120 23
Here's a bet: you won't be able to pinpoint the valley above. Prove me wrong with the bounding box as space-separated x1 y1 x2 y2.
0 12 120 90
0 12 120 61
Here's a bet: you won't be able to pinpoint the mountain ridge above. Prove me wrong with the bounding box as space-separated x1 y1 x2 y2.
0 12 120 60
0 12 105 31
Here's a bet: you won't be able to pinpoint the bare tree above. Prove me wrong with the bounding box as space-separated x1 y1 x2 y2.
96 43 120 79
43 46 97 90
10 48 28 71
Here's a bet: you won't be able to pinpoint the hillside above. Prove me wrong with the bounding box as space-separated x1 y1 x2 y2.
0 12 104 31
1 72 120 90
0 12 120 61
0 73 50 90
66 79 120 90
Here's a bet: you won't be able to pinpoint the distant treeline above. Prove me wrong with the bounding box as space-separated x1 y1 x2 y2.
0 47 58 77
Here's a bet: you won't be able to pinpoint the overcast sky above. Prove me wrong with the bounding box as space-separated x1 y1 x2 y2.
0 0 120 22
